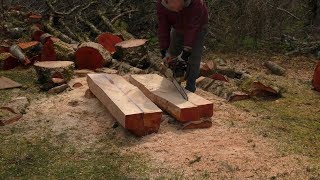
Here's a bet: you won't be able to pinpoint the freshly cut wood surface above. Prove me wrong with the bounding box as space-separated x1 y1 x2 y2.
115 39 149 68
75 42 112 70
97 32 123 53
34 61 75 88
87 73 162 136
130 74 214 122
0 76 22 90
106 74 162 133
115 39 147 48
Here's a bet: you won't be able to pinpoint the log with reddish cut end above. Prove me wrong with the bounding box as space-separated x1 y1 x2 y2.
97 32 123 53
18 41 40 51
313 63 320 92
31 25 45 41
75 42 112 70
41 38 57 61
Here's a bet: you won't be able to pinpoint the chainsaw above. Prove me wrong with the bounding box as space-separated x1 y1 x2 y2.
161 58 189 101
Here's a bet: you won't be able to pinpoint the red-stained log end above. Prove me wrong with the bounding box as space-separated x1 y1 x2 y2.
75 47 104 70
313 63 320 92
41 39 57 61
97 32 123 53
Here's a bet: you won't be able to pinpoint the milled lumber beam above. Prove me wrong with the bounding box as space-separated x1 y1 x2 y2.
129 74 214 122
87 73 162 136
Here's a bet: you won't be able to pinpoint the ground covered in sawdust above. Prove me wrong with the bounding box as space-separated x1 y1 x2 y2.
1 53 320 179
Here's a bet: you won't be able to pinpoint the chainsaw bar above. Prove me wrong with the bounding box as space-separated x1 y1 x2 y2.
171 76 189 100
161 63 189 101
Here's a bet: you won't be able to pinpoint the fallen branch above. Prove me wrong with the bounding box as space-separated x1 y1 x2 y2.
45 0 80 16
44 15 78 44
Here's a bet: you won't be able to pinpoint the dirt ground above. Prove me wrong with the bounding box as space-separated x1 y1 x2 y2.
1 53 319 178
10 74 312 179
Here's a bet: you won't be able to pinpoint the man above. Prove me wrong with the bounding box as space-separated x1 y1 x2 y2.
157 0 208 92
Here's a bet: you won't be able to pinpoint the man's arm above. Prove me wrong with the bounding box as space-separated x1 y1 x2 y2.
157 1 171 57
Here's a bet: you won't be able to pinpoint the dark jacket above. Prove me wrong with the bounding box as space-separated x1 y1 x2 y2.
157 0 208 50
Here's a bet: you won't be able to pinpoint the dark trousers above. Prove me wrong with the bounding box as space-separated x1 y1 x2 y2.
168 27 208 92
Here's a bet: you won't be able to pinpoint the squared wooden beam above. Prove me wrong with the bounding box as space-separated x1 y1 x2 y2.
129 74 213 122
87 73 162 136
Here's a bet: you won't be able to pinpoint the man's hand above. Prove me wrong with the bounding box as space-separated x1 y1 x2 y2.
163 55 177 64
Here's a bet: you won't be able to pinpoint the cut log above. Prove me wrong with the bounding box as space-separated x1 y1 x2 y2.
41 38 75 61
48 84 69 94
111 59 143 74
97 32 123 53
264 61 286 76
130 74 213 122
0 53 20 70
0 76 22 90
74 69 95 77
75 42 112 70
200 61 216 76
87 73 162 136
313 63 320 92
9 44 31 65
18 41 39 50
209 73 229 82
115 39 150 69
196 77 249 102
34 61 75 89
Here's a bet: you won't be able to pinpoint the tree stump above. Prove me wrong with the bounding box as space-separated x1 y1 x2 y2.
34 61 75 89
97 32 123 54
75 42 112 70
313 62 320 92
41 38 75 61
115 39 150 69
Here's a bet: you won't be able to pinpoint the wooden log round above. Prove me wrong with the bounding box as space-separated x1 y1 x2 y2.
313 62 320 92
75 42 112 70
115 39 150 69
97 32 123 53
34 61 75 86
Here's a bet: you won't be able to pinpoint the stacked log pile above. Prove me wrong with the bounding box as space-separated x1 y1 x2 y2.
198 59 285 101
